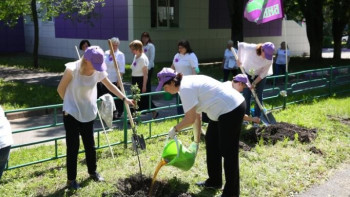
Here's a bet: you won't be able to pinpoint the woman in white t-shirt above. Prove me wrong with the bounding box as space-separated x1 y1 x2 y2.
129 40 158 118
57 46 133 190
156 67 246 197
171 40 199 114
97 37 126 119
0 105 13 179
237 42 275 127
222 40 238 81
141 32 156 93
274 41 290 76
171 40 199 76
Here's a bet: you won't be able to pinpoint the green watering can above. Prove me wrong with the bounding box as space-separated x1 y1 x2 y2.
161 137 198 171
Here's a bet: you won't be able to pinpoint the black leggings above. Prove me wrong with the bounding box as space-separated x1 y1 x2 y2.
64 113 96 180
205 101 246 197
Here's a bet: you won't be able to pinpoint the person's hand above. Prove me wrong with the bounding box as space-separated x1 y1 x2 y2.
252 117 260 124
168 127 177 139
142 86 146 93
236 59 242 67
124 98 134 106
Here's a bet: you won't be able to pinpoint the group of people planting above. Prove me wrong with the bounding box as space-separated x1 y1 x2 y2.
56 33 276 197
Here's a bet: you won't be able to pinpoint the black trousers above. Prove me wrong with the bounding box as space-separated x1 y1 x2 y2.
223 69 239 82
146 67 154 92
205 101 246 197
63 113 96 181
132 76 156 111
97 82 124 115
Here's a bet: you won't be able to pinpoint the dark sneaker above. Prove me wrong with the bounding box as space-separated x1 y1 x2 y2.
67 180 80 190
89 172 105 182
196 181 221 190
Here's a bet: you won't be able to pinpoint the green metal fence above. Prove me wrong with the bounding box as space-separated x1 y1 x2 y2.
4 65 350 170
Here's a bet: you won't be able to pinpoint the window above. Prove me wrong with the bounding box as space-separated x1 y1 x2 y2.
151 0 179 28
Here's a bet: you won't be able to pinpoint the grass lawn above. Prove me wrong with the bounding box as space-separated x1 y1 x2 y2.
1 95 349 196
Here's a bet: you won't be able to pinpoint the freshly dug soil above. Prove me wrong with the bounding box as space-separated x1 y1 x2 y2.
103 174 192 197
243 122 317 145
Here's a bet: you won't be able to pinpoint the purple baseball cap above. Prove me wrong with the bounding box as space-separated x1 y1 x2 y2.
262 42 275 61
156 67 177 91
233 74 251 88
84 46 107 71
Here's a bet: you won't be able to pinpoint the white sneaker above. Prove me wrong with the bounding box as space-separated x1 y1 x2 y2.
242 121 249 126
252 123 260 128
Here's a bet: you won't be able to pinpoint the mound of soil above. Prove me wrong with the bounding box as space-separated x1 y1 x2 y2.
243 122 317 145
103 174 192 197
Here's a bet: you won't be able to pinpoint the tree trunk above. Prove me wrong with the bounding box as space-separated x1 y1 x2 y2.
304 0 324 62
227 0 244 47
332 0 349 60
31 0 39 68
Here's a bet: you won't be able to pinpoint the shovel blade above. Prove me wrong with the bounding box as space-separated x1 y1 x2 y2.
260 111 277 125
131 134 146 151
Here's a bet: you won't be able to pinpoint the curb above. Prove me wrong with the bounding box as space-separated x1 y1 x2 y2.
6 108 63 120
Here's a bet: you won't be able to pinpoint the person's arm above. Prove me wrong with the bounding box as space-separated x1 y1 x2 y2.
171 64 175 70
57 69 73 100
149 44 155 66
119 53 126 78
142 66 148 93
101 77 133 105
243 114 260 123
251 76 263 89
190 53 199 75
192 113 202 143
174 106 197 132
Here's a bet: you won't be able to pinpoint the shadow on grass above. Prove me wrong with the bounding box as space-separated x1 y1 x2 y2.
41 178 92 197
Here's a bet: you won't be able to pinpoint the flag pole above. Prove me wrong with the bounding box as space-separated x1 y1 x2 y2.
283 14 288 109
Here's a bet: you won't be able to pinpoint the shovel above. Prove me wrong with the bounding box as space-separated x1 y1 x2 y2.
230 47 277 125
108 39 145 176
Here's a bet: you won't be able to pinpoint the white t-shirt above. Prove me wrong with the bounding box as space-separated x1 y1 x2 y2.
237 42 273 78
143 43 155 69
275 48 290 65
172 53 199 76
63 60 108 122
223 48 237 70
179 75 245 121
131 53 149 77
104 49 125 82
0 106 13 149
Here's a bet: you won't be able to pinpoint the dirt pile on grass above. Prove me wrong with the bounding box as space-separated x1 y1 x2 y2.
243 122 317 145
103 174 192 197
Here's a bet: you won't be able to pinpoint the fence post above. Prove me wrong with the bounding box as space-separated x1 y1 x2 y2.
329 66 333 96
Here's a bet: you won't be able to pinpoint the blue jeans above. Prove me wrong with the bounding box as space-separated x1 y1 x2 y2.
0 145 11 179
243 77 267 117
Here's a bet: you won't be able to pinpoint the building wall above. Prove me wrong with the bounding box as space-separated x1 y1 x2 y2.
131 0 231 63
25 0 129 60
243 20 310 56
0 19 25 53
23 0 309 64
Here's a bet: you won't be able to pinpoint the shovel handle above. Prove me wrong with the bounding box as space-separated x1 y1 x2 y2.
107 40 136 129
230 47 271 122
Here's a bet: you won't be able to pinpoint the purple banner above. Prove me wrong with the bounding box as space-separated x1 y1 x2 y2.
244 0 283 24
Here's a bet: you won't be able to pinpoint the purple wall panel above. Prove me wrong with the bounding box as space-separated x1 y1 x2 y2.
55 0 128 40
0 19 25 53
208 0 230 29
243 18 282 37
